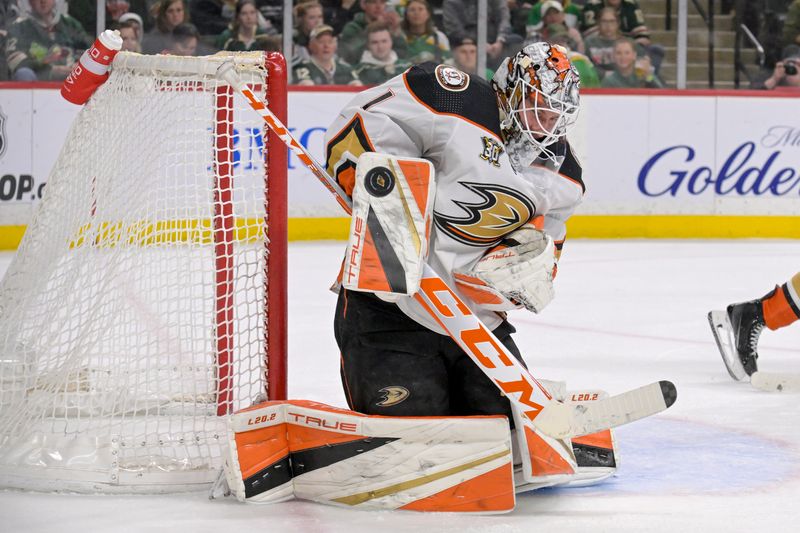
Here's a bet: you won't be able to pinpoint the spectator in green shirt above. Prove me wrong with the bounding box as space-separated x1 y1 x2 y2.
293 24 363 86
6 0 92 81
338 0 408 65
401 0 450 64
582 0 649 44
355 21 412 84
601 37 663 88
584 7 645 78
526 0 583 32
292 1 325 66
583 0 663 76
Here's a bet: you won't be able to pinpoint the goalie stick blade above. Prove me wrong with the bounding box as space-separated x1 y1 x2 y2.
708 310 748 382
540 380 677 439
750 372 800 392
660 380 678 408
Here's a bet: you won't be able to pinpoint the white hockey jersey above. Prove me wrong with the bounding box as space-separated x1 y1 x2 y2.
325 62 584 334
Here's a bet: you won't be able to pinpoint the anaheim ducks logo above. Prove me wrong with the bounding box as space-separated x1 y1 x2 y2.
376 386 410 407
434 182 535 246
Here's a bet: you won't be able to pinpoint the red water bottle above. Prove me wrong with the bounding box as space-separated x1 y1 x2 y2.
61 30 123 105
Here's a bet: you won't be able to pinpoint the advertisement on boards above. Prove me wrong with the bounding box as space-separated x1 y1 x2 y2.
0 90 80 225
0 86 799 227
580 94 800 216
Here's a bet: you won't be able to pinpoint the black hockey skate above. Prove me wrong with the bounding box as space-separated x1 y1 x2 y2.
727 300 764 376
708 300 764 381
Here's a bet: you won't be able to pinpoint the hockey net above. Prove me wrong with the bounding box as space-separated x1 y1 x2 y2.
0 52 287 492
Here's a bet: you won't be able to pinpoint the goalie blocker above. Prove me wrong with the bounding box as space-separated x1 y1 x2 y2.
342 153 435 297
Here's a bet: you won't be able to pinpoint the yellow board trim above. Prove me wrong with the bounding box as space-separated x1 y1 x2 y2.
286 215 800 242
288 217 352 241
0 226 26 250
567 215 800 239
3 215 799 250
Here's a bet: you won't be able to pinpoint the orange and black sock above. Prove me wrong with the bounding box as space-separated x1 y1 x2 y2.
761 273 800 331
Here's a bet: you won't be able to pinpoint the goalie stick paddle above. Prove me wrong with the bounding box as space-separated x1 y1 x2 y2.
216 61 677 439
556 380 676 438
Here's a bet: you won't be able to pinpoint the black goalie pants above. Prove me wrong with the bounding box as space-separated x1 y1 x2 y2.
334 288 527 423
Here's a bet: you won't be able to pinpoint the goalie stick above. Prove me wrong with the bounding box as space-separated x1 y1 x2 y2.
215 61 677 439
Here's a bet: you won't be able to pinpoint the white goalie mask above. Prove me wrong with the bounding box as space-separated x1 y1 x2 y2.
492 42 580 169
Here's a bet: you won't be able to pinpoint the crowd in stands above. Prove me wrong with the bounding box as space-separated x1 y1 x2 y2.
0 0 797 89
744 0 800 91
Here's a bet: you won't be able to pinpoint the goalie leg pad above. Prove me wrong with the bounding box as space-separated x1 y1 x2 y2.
223 401 294 503
343 153 435 297
224 400 516 513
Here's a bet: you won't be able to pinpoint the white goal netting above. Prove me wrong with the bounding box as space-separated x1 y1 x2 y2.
0 52 287 492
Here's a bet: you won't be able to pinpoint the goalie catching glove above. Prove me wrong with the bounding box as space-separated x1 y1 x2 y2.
453 224 555 313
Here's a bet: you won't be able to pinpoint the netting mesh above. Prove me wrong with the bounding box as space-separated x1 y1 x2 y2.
0 52 282 492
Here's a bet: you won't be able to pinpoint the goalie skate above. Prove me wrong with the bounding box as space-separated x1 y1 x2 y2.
707 310 747 381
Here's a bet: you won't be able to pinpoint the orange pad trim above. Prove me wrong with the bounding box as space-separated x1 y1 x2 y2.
523 426 575 477
399 463 515 513
571 429 614 451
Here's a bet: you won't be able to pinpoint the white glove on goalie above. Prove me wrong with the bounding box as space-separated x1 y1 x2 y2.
453 225 555 313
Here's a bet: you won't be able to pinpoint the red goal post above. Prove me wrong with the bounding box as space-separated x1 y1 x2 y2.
213 52 288 411
0 51 287 493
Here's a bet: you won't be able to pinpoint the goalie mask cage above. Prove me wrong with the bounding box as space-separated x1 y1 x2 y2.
0 52 288 493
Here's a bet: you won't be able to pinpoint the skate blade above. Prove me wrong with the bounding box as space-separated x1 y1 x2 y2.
751 372 800 392
707 310 747 382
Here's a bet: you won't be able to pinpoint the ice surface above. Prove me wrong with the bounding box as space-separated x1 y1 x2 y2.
2 239 800 532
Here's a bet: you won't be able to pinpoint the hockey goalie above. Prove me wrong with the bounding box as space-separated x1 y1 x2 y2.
214 43 627 513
